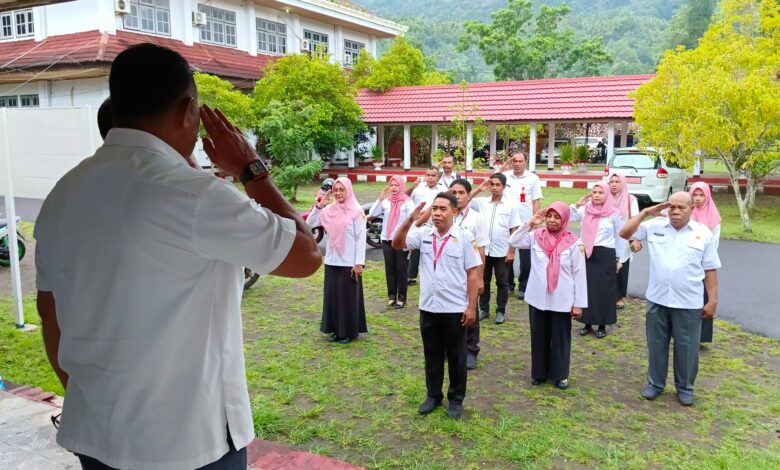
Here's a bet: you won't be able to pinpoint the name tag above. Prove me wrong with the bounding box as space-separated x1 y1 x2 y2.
422 240 432 245
653 232 665 237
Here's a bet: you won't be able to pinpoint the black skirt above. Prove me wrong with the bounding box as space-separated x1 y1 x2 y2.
616 259 630 299
321 265 368 339
579 246 617 326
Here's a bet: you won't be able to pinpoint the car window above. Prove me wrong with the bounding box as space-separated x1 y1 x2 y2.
610 152 659 169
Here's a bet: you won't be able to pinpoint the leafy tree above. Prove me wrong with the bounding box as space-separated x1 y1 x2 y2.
457 0 613 80
351 36 450 91
252 53 366 200
633 0 780 232
193 72 254 131
659 0 718 52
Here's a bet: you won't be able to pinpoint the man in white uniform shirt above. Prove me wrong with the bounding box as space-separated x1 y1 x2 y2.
393 192 481 420
438 154 459 189
407 167 445 284
34 44 322 469
620 192 720 407
501 152 542 299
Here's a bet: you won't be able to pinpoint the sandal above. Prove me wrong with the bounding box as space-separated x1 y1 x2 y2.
616 302 625 309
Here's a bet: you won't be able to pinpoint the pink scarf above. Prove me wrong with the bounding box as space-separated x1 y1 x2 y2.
534 201 579 293
689 182 721 230
605 171 635 221
384 175 409 238
319 178 363 254
581 182 618 258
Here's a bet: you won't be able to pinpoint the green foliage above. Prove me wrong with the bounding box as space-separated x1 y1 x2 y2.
659 0 718 52
633 0 780 232
352 36 450 91
575 144 591 162
559 143 574 163
193 72 254 133
270 161 323 202
448 81 486 170
458 0 613 80
370 144 384 162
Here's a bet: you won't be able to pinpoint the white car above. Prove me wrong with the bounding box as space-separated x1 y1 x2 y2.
605 148 688 204
573 136 601 152
539 139 569 162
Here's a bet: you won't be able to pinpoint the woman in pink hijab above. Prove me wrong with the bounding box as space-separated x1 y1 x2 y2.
307 178 367 344
690 181 721 344
367 175 416 308
570 182 629 339
508 202 587 389
606 171 640 309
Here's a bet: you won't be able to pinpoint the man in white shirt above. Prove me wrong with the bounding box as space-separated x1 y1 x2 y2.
35 44 322 470
392 192 481 420
620 192 720 407
438 154 459 189
502 152 542 299
407 167 444 284
469 173 521 324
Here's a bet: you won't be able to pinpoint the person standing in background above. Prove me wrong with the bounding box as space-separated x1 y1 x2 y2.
689 182 721 345
606 171 640 310
438 154 459 189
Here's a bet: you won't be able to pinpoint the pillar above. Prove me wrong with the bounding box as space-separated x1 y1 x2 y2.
607 121 616 163
403 124 411 170
291 14 301 52
620 122 628 148
489 124 497 164
547 122 556 171
348 148 355 169
466 122 474 172
0 108 24 327
529 122 537 172
431 124 439 162
376 125 384 151
246 3 257 56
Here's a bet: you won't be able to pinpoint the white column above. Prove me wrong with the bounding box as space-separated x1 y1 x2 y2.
0 109 24 327
348 147 356 168
431 124 439 162
34 5 47 40
489 124 497 164
529 122 537 172
334 25 344 65
182 2 194 46
607 121 616 162
620 122 628 148
246 3 257 57
465 122 474 172
547 122 555 171
369 34 377 57
403 124 411 170
376 125 385 151
291 14 301 52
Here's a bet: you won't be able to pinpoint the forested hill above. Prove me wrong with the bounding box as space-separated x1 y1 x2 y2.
351 0 698 82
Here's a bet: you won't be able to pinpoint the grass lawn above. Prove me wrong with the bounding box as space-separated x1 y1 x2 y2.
2 267 780 468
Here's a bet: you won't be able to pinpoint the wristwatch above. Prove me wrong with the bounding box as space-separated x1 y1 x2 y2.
239 159 269 185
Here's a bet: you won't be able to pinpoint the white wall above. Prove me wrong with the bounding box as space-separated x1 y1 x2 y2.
40 0 102 36
49 77 109 107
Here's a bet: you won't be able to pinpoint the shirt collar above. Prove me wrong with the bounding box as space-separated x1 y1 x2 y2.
431 224 458 240
663 218 694 232
103 128 188 168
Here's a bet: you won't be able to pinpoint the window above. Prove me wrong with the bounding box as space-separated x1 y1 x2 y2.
198 5 236 47
124 0 170 35
0 94 39 107
303 29 328 56
1 9 34 40
0 96 19 107
343 39 364 64
20 94 39 107
256 18 286 54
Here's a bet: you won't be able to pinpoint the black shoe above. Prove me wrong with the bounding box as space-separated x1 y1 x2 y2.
395 301 406 309
677 392 694 406
408 278 417 285
495 312 505 324
531 378 546 385
516 290 525 300
641 384 663 400
445 402 463 419
338 337 352 344
478 310 489 321
579 326 593 336
466 353 477 370
327 333 339 342
418 397 442 415
595 328 607 339
555 379 569 390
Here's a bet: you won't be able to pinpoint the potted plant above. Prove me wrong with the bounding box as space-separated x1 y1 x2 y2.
371 145 384 170
559 143 574 174
575 145 590 172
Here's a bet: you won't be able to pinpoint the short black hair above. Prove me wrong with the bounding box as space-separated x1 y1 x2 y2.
97 97 112 140
434 192 458 209
109 43 194 121
426 166 438 172
490 173 507 186
449 178 472 193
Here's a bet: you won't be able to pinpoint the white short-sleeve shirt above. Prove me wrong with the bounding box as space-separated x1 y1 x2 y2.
502 170 543 221
34 128 296 470
306 206 367 267
455 208 489 248
411 183 442 209
471 196 522 257
570 205 629 257
632 218 721 309
368 198 416 241
406 225 482 313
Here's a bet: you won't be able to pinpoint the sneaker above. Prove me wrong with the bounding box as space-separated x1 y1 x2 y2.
555 379 569 390
408 278 417 285
495 312 505 324
516 290 525 300
641 384 663 400
466 353 477 370
478 310 489 321
445 401 463 419
418 397 442 415
677 392 694 406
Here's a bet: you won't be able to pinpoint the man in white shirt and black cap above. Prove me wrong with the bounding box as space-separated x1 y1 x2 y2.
34 43 322 469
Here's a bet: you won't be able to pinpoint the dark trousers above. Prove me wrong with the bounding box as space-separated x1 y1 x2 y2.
701 280 713 343
616 259 631 299
420 310 468 404
645 301 702 398
77 428 246 470
382 241 409 302
479 256 509 314
408 249 421 280
529 306 572 382
467 320 480 356
508 248 531 293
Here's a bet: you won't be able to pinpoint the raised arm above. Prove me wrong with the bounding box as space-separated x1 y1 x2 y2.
619 202 670 240
391 202 425 250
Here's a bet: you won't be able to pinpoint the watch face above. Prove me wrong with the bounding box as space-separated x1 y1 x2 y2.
249 160 267 175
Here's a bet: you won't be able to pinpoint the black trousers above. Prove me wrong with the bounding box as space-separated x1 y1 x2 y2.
420 310 468 404
382 241 409 302
408 248 421 280
467 320 480 356
529 306 572 382
701 281 713 343
616 259 631 299
480 255 509 314
508 248 532 293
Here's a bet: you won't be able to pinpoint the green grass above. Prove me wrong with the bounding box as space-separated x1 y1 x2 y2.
4 266 779 468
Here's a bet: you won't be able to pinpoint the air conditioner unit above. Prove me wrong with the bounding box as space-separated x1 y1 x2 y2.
192 11 208 27
300 39 311 52
115 0 131 15
343 54 353 66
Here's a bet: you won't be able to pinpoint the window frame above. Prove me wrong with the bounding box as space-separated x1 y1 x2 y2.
303 29 328 56
123 0 171 36
256 18 286 55
198 4 237 48
20 94 39 107
0 8 34 40
343 39 365 64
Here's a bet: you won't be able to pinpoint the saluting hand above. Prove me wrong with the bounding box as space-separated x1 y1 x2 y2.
379 186 390 200
575 193 591 208
479 179 491 192
412 177 422 189
644 202 671 218
410 202 426 223
317 190 332 209
200 105 255 180
529 208 548 227
571 307 583 319
461 307 476 327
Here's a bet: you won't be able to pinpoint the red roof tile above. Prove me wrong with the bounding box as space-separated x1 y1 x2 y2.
0 30 273 81
356 75 655 123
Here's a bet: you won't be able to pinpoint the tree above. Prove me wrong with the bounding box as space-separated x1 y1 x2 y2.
252 53 366 200
458 0 613 80
633 0 780 232
659 0 718 52
194 73 254 131
351 36 450 92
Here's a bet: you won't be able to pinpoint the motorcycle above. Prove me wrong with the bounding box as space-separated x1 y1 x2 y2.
0 217 26 267
362 203 383 250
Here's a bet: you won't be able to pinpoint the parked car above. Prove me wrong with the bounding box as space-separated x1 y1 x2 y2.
605 148 688 205
573 136 601 152
539 139 570 162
